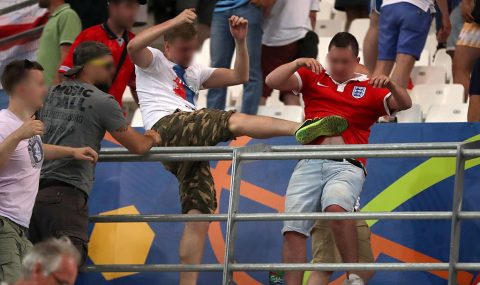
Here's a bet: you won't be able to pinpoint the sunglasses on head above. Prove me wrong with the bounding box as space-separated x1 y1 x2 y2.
88 58 115 70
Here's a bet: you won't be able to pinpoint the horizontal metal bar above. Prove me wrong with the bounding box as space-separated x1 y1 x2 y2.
99 142 463 155
239 150 460 160
99 153 233 162
89 214 227 223
83 264 223 273
270 142 462 151
89 212 480 223
84 262 480 273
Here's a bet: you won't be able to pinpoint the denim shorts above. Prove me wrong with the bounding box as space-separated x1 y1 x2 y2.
282 159 365 237
378 2 433 60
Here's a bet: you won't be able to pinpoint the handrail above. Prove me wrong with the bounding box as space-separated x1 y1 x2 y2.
87 141 480 285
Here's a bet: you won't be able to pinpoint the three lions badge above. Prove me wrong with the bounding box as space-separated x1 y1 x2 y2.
352 86 366 99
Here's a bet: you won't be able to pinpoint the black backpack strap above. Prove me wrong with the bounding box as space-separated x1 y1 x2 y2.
112 31 129 84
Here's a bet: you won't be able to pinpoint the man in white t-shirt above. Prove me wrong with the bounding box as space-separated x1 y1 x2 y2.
0 60 97 284
373 0 451 89
260 0 319 106
127 9 349 285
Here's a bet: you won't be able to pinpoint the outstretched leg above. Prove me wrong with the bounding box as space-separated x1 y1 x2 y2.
228 112 348 143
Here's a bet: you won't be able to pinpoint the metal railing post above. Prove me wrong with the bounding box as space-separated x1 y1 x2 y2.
222 145 271 285
448 141 480 285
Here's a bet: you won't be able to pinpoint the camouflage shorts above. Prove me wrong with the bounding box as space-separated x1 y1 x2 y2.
152 108 236 214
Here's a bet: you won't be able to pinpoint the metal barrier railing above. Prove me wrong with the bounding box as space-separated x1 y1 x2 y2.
86 141 480 285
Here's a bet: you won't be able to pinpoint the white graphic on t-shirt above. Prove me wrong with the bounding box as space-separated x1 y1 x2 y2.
28 135 43 169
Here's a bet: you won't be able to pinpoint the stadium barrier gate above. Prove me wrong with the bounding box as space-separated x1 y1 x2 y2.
86 141 480 285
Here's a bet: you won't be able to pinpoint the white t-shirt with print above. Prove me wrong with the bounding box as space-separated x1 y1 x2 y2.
382 0 435 12
135 47 216 130
262 0 319 47
0 109 43 228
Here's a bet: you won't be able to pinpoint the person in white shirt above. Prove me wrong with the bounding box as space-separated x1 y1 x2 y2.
127 9 348 285
260 0 319 106
373 0 451 89
0 59 97 284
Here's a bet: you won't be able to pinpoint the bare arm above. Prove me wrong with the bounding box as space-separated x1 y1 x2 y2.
461 0 475 22
436 0 452 41
370 75 412 112
127 9 197 69
265 58 323 91
43 144 98 163
110 126 160 155
0 119 44 170
203 16 249 88
309 11 317 29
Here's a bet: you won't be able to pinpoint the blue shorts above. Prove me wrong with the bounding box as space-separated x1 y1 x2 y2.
378 2 433 60
470 59 480 96
371 0 382 13
282 159 365 237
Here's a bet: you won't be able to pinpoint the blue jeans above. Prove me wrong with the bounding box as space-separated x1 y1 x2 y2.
0 90 8 110
282 159 365 236
207 3 263 115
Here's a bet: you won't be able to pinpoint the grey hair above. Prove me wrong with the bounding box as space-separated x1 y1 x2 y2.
21 237 81 278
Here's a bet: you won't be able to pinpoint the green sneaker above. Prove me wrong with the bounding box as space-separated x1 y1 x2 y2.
295 115 348 144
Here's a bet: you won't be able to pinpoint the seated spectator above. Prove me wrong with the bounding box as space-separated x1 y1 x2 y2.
468 58 480 121
15 238 80 285
29 42 160 266
0 60 97 284
37 0 82 86
59 0 147 106
260 0 318 106
373 0 450 89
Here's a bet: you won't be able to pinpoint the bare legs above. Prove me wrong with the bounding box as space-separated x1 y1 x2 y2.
468 96 480 122
363 12 379 74
344 7 370 32
283 205 359 285
374 53 416 89
179 209 209 285
453 45 480 101
228 112 301 138
283 232 308 285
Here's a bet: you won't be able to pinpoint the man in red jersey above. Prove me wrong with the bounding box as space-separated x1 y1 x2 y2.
266 32 412 285
58 0 146 106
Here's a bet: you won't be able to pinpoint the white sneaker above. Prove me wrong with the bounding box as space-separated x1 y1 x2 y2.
342 274 365 285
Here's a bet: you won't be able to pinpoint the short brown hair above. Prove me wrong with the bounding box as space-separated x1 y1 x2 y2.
1 59 43 94
164 23 197 42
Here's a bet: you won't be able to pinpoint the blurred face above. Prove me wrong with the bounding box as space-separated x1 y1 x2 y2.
82 55 116 88
109 1 139 30
38 0 51 9
326 46 360 83
13 69 48 110
164 37 198 68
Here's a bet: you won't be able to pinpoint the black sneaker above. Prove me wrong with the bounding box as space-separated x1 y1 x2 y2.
295 115 348 144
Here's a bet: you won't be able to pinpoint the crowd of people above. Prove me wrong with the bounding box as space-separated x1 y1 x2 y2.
0 0 479 285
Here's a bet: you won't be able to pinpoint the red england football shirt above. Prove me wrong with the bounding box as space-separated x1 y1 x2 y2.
294 68 392 164
59 23 135 107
